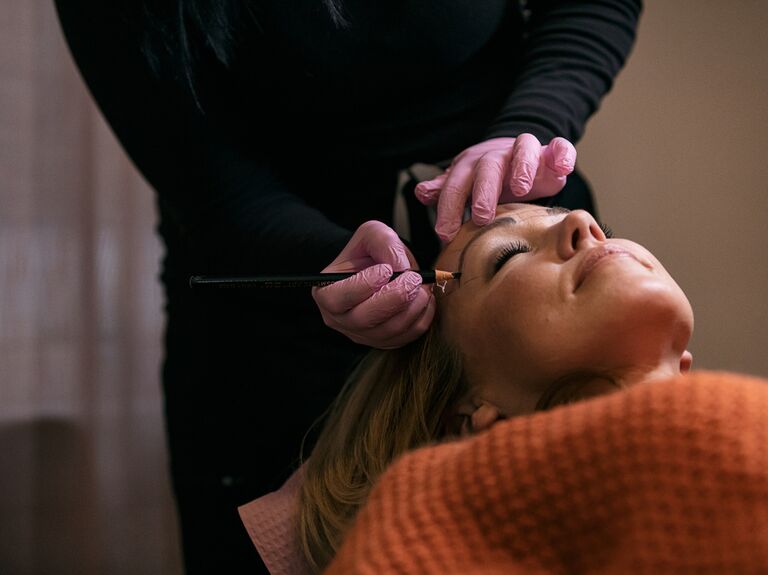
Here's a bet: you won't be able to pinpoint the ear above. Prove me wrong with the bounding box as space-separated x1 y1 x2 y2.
679 350 693 373
444 399 504 437
470 402 504 434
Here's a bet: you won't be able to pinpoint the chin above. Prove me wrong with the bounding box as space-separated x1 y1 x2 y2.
633 276 692 323
590 278 693 351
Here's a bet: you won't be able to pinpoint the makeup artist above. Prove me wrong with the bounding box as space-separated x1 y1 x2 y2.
54 0 641 572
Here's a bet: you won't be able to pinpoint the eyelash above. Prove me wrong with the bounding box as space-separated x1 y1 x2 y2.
599 222 614 238
493 240 531 273
493 223 614 273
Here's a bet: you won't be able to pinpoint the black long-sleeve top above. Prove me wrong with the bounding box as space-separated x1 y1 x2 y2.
55 0 641 291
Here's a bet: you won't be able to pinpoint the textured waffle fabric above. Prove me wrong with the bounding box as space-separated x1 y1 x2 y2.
325 371 768 574
238 465 313 575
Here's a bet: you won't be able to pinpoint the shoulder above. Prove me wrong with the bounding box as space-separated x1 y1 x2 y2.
372 370 768 489
327 371 768 573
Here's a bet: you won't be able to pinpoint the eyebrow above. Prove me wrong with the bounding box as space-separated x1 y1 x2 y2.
457 207 571 277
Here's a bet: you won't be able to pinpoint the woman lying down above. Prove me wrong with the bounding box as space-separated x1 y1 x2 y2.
239 203 768 574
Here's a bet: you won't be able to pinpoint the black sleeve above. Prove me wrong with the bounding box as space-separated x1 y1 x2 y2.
54 0 353 278
485 0 642 144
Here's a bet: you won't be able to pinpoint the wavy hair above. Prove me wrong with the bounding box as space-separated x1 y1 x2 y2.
297 319 468 571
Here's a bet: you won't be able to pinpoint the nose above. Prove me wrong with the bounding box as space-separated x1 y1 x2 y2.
556 210 606 260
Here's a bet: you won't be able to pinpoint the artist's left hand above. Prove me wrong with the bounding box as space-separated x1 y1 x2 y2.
414 134 577 242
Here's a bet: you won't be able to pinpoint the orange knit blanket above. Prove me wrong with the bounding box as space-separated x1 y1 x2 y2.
326 371 768 574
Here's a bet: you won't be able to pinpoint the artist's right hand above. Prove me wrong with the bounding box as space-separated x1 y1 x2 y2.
312 221 436 349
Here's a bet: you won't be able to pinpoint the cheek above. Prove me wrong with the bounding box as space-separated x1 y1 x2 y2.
580 266 691 324
460 274 563 366
486 271 561 331
592 275 694 338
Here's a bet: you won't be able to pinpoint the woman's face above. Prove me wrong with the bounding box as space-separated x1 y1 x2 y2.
434 204 694 418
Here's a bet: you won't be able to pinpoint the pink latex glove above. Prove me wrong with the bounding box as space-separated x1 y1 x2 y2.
312 221 436 349
415 134 577 242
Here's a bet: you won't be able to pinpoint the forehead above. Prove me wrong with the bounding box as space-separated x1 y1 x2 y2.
436 204 559 270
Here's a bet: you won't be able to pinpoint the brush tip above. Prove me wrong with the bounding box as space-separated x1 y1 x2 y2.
435 270 461 283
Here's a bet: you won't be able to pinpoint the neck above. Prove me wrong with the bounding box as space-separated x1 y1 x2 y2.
536 358 684 411
613 362 683 388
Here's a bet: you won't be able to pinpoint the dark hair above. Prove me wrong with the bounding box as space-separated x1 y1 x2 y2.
140 0 347 107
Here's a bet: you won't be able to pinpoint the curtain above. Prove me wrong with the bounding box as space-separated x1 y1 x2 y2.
0 0 181 572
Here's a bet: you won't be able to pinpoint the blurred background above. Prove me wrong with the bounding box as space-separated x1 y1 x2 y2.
1 1 766 573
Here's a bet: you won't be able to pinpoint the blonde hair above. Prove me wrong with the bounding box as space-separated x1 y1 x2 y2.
297 322 467 571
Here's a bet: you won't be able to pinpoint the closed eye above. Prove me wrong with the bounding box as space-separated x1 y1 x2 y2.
599 222 614 238
493 240 531 274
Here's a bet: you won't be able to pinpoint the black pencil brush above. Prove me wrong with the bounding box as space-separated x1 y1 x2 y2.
189 270 461 290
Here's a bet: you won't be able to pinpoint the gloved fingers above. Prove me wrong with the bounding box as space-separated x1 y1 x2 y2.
546 137 577 177
524 137 577 201
327 220 411 272
311 263 393 315
340 271 423 332
470 149 510 226
321 255 376 274
374 287 436 349
434 163 474 242
406 288 437 338
415 173 448 206
508 133 542 198
358 222 412 270
313 220 435 348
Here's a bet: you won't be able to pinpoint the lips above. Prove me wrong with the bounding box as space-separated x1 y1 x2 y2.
574 244 642 291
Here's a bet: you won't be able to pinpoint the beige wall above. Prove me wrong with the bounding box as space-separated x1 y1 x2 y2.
578 0 768 376
0 1 181 571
